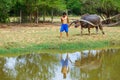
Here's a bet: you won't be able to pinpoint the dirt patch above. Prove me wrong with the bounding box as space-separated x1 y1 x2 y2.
0 22 61 28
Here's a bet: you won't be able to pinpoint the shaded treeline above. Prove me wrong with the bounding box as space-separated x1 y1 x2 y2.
0 0 120 23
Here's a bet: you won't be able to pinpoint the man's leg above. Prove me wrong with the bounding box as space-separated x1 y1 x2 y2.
60 54 64 66
61 54 64 73
64 54 69 67
65 24 69 37
60 24 64 38
66 32 69 37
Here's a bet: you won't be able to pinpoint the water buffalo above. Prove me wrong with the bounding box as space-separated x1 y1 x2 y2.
69 14 105 35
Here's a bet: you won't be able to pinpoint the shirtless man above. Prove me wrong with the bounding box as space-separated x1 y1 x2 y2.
60 53 72 79
60 12 69 38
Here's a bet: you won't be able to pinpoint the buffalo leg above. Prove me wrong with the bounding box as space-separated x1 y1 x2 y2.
99 24 105 34
95 26 98 34
88 27 91 35
81 27 83 35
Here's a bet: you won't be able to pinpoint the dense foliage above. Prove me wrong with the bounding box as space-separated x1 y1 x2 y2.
0 0 15 22
0 0 120 23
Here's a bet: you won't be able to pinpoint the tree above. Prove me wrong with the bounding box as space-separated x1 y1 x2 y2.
0 0 16 23
21 0 41 23
95 0 120 23
48 0 66 22
1 0 120 23
79 0 98 14
67 0 81 15
39 0 66 22
79 0 120 23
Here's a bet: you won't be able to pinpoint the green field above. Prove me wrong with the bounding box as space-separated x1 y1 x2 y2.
0 23 120 56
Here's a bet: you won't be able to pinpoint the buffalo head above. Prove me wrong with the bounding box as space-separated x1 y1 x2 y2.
69 20 80 28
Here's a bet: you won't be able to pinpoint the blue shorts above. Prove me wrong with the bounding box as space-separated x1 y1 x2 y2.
61 58 68 67
60 24 68 32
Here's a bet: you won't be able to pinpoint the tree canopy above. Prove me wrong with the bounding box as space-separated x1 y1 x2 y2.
0 0 120 23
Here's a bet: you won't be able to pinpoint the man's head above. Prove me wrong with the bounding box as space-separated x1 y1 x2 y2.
63 12 67 17
63 73 66 79
61 67 67 79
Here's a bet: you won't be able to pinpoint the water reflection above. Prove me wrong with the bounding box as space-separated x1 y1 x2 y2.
60 53 72 79
0 53 58 80
0 49 120 80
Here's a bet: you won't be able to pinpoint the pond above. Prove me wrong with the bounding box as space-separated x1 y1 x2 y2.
0 48 120 80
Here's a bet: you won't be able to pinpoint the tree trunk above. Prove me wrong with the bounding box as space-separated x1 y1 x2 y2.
13 8 16 22
51 9 54 23
36 9 39 24
43 10 46 22
106 12 110 24
20 10 22 24
66 9 68 15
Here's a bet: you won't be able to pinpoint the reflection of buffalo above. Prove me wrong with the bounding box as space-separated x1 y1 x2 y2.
69 14 105 35
75 51 102 71
75 53 102 70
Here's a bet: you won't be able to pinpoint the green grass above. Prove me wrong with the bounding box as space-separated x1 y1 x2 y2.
0 23 120 56
0 40 118 56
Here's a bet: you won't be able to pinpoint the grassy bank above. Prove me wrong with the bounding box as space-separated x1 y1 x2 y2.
0 23 120 56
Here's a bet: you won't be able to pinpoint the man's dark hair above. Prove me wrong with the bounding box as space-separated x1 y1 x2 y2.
63 12 67 15
63 73 66 79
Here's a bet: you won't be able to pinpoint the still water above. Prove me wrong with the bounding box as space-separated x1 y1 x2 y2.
0 49 120 80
